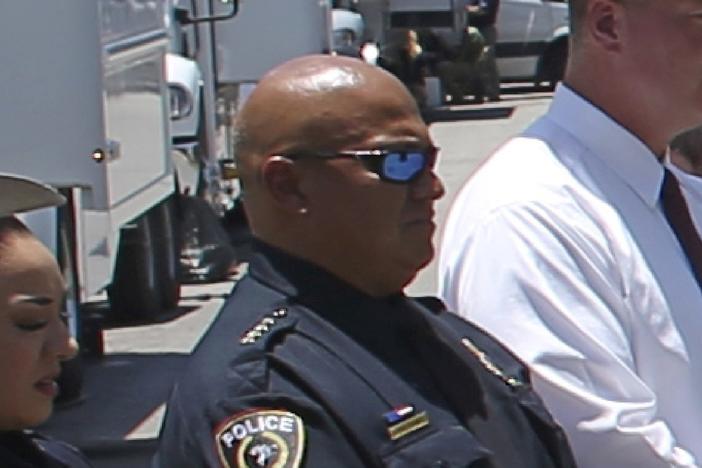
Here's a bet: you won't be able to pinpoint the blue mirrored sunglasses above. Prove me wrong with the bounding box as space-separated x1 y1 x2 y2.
283 147 438 183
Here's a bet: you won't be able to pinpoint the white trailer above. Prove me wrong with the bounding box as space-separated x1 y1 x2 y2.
0 0 182 352
1 0 333 324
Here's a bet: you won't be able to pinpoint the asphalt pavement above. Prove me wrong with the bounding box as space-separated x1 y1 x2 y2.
39 88 552 467
39 279 236 467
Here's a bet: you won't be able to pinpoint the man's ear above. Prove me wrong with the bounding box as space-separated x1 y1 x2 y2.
587 0 624 52
261 156 308 213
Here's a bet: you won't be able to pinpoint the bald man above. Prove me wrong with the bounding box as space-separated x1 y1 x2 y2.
155 55 575 468
439 0 702 466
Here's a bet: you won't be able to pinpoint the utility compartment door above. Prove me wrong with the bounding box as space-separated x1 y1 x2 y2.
0 1 107 207
100 0 173 228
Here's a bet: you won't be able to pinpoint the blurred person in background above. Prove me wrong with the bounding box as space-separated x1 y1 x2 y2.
466 0 500 102
378 29 429 108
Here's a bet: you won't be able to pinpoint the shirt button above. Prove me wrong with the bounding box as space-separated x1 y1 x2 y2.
430 460 449 468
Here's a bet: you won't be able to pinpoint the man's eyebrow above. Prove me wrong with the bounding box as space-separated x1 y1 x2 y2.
9 294 54 306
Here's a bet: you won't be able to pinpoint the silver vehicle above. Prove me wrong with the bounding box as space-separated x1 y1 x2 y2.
354 0 570 97
1 0 183 345
332 8 366 57
496 0 569 87
166 0 333 211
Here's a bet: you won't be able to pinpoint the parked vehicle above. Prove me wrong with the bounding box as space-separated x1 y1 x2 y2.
168 0 332 213
1 0 338 398
332 8 366 57
164 0 334 275
1 0 183 324
496 0 569 88
1 1 207 399
354 0 570 102
3 0 333 323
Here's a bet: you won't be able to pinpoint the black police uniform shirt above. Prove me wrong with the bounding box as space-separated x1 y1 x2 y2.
156 240 576 468
0 430 92 468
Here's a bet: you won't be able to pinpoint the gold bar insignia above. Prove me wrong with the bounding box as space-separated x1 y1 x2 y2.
386 411 430 440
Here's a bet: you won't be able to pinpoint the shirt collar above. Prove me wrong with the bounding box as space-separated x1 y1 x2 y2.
548 84 665 208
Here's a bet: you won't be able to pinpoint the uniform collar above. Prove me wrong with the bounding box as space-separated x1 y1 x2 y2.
548 84 665 208
247 239 423 368
247 238 404 311
0 431 47 468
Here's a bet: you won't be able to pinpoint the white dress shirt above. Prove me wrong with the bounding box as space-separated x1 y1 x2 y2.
439 84 702 467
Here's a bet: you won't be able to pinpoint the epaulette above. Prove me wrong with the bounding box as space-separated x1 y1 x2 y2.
239 307 293 345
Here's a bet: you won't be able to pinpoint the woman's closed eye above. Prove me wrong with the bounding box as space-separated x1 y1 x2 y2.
9 294 56 332
15 320 49 332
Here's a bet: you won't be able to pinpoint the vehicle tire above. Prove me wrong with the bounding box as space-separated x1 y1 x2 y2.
108 214 162 320
539 39 568 91
150 196 182 311
55 204 85 404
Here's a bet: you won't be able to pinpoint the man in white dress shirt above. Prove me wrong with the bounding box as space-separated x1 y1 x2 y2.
439 0 702 466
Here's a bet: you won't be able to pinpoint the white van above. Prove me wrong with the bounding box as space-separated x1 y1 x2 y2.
496 0 570 86
353 0 569 100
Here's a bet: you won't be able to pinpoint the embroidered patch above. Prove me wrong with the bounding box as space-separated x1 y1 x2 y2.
215 409 305 468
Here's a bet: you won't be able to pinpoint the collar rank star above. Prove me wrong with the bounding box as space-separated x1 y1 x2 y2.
215 409 305 468
383 404 430 440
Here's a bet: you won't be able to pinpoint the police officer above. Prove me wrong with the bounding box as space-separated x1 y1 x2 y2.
467 0 501 101
0 174 92 468
155 55 575 468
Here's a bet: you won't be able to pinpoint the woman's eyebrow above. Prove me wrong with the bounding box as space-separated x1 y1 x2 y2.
9 294 53 306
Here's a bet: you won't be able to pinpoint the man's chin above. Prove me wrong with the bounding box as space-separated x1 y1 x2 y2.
416 247 435 271
402 244 435 277
405 219 436 233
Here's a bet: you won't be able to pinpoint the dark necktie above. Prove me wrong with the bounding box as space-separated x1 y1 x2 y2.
661 168 702 289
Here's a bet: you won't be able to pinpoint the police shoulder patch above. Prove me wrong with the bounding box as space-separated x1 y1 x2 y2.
215 409 305 468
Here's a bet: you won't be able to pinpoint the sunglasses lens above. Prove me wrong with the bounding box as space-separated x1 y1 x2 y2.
381 151 426 182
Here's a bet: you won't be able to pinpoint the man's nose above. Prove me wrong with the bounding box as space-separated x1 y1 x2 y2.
410 168 445 201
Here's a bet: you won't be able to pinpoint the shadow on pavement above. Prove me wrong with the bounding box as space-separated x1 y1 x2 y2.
40 353 189 467
98 304 202 329
423 105 514 124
